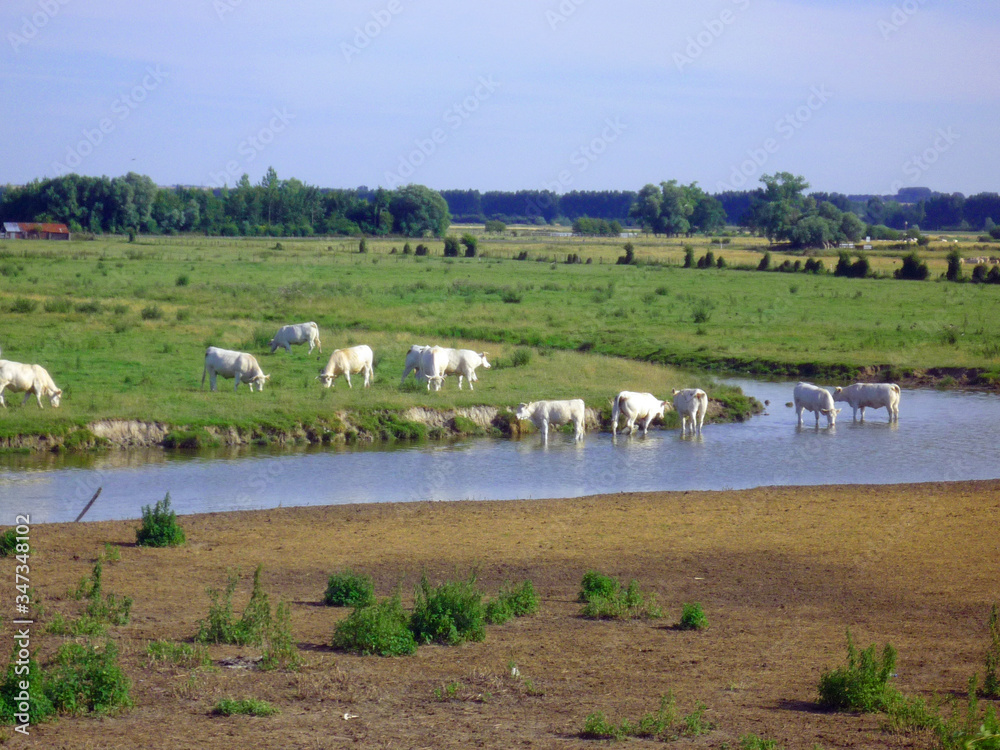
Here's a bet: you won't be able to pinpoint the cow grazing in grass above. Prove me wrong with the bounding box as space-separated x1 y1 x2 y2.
516 399 586 443
672 388 708 436
611 391 669 436
834 382 901 422
793 382 840 427
202 347 270 393
0 360 62 408
269 322 321 354
318 344 374 388
400 344 430 384
418 346 450 392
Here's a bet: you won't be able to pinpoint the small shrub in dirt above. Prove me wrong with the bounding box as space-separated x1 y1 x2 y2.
81 560 132 626
409 572 486 646
0 528 24 557
484 580 540 625
44 641 132 715
323 569 375 608
213 698 279 717
146 641 210 668
196 565 270 647
581 692 714 741
332 594 417 656
0 646 53 725
818 629 898 712
740 733 783 749
136 493 186 547
678 602 708 631
579 571 661 620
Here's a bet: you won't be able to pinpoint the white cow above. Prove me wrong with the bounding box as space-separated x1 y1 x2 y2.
672 388 708 436
833 382 901 422
793 382 840 427
611 391 669 436
269 322 321 354
0 360 63 408
447 349 491 390
318 344 374 388
516 399 586 443
202 347 270 393
400 344 430 384
419 346 451 392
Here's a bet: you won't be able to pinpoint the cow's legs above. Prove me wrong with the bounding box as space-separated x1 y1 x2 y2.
859 406 866 422
541 418 549 443
364 365 373 387
210 372 218 392
0 383 6 408
345 372 352 389
795 402 803 427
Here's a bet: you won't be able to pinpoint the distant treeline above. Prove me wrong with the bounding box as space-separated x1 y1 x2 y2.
2 170 998 237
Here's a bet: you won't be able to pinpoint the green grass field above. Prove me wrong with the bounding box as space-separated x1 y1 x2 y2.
0 233 997 443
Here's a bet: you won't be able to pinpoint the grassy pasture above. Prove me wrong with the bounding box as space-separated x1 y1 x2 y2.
0 233 997 441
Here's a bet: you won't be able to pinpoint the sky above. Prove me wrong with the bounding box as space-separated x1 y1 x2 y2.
2 0 998 196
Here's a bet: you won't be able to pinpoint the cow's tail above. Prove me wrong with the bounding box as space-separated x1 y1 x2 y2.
201 364 207 389
891 384 900 394
611 394 625 434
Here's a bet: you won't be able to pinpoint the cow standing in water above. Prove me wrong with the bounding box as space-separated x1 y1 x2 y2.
833 383 900 422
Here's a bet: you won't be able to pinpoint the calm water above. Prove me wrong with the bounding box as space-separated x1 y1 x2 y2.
2 380 999 524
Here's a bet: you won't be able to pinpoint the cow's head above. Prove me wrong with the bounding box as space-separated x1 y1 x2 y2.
48 388 63 408
251 373 271 392
426 374 445 392
479 353 491 369
515 402 531 421
317 373 335 388
821 407 841 425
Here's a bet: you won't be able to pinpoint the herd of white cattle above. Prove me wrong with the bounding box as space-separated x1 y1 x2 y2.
0 323 902 441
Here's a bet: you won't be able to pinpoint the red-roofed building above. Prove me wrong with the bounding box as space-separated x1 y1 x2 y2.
2 222 71 240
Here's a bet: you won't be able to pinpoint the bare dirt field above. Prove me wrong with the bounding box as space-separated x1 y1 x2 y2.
8 480 1000 749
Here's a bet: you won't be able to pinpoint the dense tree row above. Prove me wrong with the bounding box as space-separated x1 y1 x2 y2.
0 170 452 238
628 181 727 236
439 189 636 224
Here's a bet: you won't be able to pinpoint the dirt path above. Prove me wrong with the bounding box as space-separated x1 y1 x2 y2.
8 480 1000 748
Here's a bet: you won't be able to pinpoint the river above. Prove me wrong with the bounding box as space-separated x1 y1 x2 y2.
2 380 999 524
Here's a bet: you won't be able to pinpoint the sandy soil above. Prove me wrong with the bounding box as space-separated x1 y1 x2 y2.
6 480 1000 749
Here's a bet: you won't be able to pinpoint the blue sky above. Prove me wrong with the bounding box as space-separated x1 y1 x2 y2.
2 0 998 195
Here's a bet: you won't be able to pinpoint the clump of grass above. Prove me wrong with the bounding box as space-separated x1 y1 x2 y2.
101 542 121 563
410 572 486 646
484 580 540 625
75 300 103 314
510 347 533 367
46 612 106 637
581 692 714 741
135 493 186 547
43 298 73 313
175 273 190 286
213 698 279 717
578 571 661 620
0 528 23 557
140 304 163 320
323 569 375 607
63 559 132 627
44 641 133 716
195 565 300 669
146 640 211 668
332 593 417 656
0 646 53 725
739 733 784 749
10 297 38 313
984 603 1000 698
818 629 898 713
678 602 708 631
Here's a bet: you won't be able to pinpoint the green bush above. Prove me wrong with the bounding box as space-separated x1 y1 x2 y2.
136 493 186 547
484 580 540 625
213 698 279 717
409 572 485 646
579 571 661 620
140 304 163 320
323 569 375 608
0 646 54 725
72 560 132 626
44 641 132 715
678 602 708 631
332 594 417 656
43 298 73 313
581 693 714 741
0 528 22 557
10 298 37 313
818 630 898 712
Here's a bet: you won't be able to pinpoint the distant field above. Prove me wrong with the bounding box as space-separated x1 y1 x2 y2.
0 233 997 441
